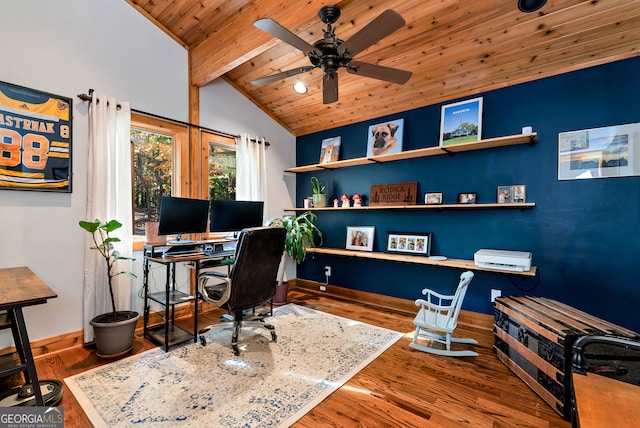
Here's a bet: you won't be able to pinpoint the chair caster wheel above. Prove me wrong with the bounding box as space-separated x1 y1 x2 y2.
271 331 277 342
199 335 206 346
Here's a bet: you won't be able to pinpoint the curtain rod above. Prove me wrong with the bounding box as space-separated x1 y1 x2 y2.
76 90 270 146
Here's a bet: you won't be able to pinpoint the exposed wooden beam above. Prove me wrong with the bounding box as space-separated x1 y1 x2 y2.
189 0 344 87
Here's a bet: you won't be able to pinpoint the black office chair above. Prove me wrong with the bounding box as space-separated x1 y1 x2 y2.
197 226 286 355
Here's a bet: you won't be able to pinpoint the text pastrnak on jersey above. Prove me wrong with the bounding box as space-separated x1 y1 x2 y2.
0 81 72 191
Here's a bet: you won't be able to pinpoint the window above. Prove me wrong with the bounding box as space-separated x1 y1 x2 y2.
206 132 236 201
131 128 172 235
130 116 237 245
130 113 188 242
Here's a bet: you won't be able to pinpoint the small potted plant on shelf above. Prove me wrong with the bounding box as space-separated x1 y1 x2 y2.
310 176 327 208
79 219 139 358
267 211 322 304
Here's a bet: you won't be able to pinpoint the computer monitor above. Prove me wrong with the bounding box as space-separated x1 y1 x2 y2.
209 200 264 234
158 195 210 242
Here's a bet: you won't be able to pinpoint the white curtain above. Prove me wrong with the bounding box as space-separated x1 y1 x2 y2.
82 93 133 343
236 134 267 204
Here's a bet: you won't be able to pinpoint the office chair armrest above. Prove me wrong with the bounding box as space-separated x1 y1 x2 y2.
198 273 232 306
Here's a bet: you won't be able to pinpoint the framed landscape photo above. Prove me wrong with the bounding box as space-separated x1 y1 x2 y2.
346 226 375 251
424 192 443 205
387 232 431 256
366 118 404 157
439 97 483 147
0 80 72 192
457 192 477 204
558 122 640 180
497 186 512 203
319 136 341 164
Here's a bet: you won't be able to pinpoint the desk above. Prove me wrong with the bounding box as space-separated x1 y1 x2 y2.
142 242 234 351
572 371 640 427
0 267 57 406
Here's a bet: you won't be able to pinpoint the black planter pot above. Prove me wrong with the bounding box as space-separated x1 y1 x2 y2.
90 310 139 358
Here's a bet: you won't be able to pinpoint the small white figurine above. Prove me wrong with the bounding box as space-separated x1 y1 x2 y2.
333 198 339 208
352 193 362 208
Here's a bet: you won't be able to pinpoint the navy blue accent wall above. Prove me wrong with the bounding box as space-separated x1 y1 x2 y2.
295 57 640 333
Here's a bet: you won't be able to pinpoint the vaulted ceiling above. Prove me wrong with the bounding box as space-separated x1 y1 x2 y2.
126 0 640 136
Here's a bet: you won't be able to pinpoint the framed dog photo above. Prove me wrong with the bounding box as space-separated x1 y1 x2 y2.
439 97 483 147
387 232 432 256
457 192 477 204
424 192 443 205
319 136 341 164
366 118 404 157
497 186 512 203
346 226 375 251
512 185 526 203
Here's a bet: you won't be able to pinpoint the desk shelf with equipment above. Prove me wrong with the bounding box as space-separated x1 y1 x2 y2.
143 240 236 352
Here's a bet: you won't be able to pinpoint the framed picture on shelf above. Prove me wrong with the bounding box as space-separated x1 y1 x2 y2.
319 136 341 163
366 118 404 157
457 192 477 204
497 186 512 203
439 97 483 147
387 232 431 256
424 192 443 205
512 185 526 203
0 80 72 192
346 226 375 251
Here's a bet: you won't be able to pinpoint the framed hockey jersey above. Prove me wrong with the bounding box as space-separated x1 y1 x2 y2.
0 81 72 192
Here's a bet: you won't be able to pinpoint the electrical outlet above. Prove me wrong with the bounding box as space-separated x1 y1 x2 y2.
491 289 502 303
319 285 327 291
324 266 332 276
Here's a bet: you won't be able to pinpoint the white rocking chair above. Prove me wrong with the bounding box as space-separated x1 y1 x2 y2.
409 271 478 357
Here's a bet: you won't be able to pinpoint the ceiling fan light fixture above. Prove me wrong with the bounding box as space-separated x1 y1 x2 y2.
518 0 547 13
293 81 308 94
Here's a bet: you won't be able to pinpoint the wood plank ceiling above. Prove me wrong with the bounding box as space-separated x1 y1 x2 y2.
126 0 640 136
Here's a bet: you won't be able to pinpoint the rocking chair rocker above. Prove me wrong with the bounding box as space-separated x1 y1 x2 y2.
409 271 478 357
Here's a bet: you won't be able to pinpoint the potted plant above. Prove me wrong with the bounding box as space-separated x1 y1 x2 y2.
267 211 322 304
310 176 327 208
79 219 140 357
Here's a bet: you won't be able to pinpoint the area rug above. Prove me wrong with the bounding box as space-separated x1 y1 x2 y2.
65 304 403 427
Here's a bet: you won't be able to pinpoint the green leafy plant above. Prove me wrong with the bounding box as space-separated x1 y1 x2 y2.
310 176 326 195
268 212 322 284
79 219 136 316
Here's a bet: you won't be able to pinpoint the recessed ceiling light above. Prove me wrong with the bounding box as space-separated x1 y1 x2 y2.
293 82 308 94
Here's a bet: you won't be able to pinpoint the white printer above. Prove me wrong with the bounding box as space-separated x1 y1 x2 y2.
474 249 532 272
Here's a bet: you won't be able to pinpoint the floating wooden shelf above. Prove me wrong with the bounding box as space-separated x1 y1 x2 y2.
285 133 537 173
307 247 537 277
285 202 535 211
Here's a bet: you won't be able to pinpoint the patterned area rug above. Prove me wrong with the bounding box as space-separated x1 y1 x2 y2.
65 304 403 427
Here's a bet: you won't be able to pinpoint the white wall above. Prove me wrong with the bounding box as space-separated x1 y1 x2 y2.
0 0 295 346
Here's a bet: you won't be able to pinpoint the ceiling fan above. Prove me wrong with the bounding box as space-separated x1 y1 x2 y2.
252 5 413 104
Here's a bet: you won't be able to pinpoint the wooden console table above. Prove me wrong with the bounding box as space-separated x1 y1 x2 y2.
0 267 58 406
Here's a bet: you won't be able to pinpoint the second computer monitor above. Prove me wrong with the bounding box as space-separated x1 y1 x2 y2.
209 200 264 233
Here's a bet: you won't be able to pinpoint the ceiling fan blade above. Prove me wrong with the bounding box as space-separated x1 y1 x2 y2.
347 60 412 84
323 71 338 104
338 9 406 57
251 66 315 86
254 18 322 56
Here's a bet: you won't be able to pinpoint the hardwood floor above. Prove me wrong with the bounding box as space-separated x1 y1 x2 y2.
26 287 570 427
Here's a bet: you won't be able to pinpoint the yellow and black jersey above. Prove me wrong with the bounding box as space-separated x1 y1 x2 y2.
0 82 71 191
